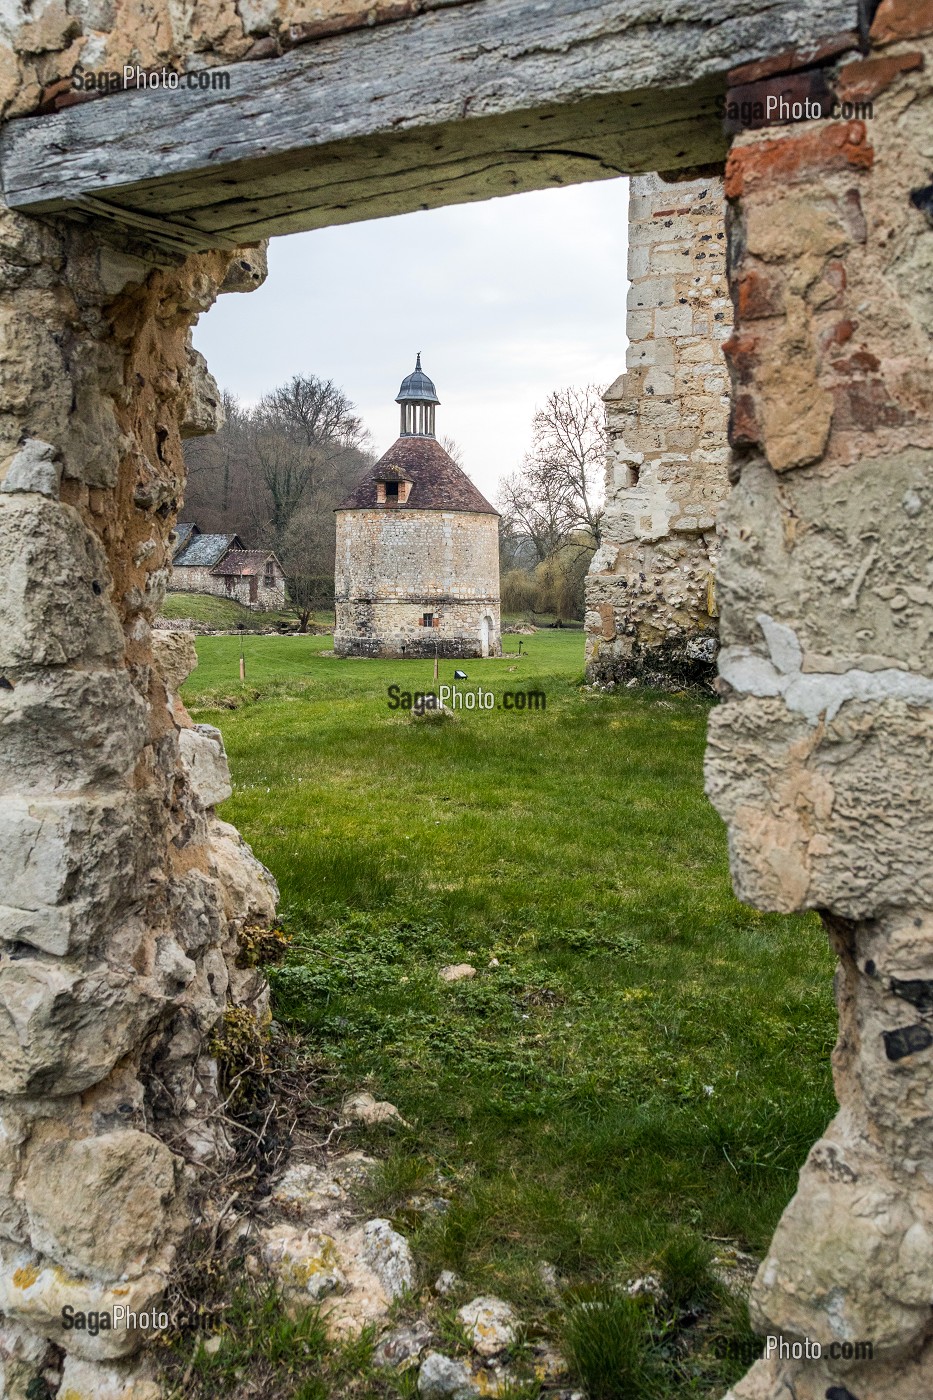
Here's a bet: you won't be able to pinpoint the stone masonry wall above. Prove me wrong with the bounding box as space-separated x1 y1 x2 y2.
0 195 275 1397
167 563 287 612
334 508 501 658
706 10 933 1398
584 173 733 690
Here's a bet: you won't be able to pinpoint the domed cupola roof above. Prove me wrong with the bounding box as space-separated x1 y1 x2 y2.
395 353 440 406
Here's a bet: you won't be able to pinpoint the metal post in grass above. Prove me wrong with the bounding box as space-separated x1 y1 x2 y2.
238 621 246 682
434 640 439 682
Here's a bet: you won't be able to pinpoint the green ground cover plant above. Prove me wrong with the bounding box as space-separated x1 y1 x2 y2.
182 631 836 1396
159 590 330 629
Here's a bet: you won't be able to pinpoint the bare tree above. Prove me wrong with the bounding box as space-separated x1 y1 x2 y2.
497 384 607 622
280 504 338 632
528 385 607 548
181 373 373 625
498 460 570 564
265 374 365 453
440 434 466 468
252 374 369 541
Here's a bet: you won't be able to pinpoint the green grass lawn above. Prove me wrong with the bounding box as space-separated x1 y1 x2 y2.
159 589 331 629
183 633 836 1397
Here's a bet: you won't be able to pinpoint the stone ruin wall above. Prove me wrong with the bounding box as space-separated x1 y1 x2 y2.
584 173 733 690
0 183 277 1394
0 2 932 1398
710 12 933 1398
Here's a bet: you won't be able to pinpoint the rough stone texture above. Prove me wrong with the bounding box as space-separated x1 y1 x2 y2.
150 627 198 695
254 1189 419 1341
57 1354 162 1400
342 1090 408 1127
585 173 732 689
418 1350 480 1400
19 1129 177 1281
334 508 501 660
259 1225 348 1301
439 963 477 983
0 164 274 1392
178 723 233 808
456 1296 519 1356
360 1218 416 1300
373 1318 434 1370
0 438 60 498
708 31 933 1399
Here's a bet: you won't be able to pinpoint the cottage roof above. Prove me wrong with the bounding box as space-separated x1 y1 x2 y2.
173 532 242 567
338 436 498 515
212 549 282 577
172 522 198 557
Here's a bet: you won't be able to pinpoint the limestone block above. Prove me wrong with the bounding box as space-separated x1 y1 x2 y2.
0 438 60 498
456 1296 519 1356
724 1350 933 1400
0 1243 166 1359
178 724 232 807
97 248 154 297
716 454 933 670
0 959 162 1097
0 495 122 668
0 303 71 461
706 695 933 916
0 1113 26 1242
180 346 224 439
0 1317 47 1400
208 817 279 927
360 1219 415 1300
750 1130 933 1356
655 304 693 337
0 796 140 956
373 1319 434 1370
57 1355 162 1400
219 244 268 293
151 628 197 694
418 1351 479 1399
0 670 147 795
260 1224 348 1301
19 1130 178 1282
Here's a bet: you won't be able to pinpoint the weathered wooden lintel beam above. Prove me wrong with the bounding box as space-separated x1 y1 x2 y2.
0 0 858 250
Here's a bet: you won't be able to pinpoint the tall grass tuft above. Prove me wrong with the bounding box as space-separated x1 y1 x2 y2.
658 1230 718 1312
561 1290 664 1400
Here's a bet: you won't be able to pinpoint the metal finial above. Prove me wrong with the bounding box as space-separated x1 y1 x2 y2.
415 352 422 370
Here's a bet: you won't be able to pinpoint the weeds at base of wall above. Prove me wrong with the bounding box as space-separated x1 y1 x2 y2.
587 636 719 695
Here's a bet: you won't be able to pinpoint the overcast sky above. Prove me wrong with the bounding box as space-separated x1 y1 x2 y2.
193 176 630 503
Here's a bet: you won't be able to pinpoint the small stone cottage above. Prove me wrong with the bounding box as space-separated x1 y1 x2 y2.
169 524 287 610
334 358 501 658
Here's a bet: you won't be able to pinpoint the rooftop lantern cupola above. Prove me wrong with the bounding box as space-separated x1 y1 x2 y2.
396 353 440 438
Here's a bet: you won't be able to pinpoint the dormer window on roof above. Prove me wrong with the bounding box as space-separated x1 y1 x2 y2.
395 353 440 438
376 477 412 505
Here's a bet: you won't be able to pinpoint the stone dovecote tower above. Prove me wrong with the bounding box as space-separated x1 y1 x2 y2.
334 357 501 658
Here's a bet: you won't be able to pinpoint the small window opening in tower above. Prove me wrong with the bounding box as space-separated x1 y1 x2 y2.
385 480 399 501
